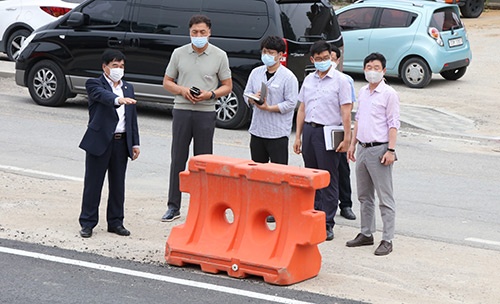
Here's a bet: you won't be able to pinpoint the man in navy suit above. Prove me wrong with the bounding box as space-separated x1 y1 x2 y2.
78 49 140 238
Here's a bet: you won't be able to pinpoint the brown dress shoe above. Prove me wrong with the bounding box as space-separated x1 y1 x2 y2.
374 240 393 256
346 233 374 247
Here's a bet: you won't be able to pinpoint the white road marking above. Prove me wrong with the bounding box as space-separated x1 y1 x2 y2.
0 246 314 304
0 165 83 182
465 238 500 247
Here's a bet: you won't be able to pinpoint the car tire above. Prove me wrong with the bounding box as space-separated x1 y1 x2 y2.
215 81 250 129
459 0 484 18
27 60 68 107
6 29 31 61
440 67 467 81
401 57 432 88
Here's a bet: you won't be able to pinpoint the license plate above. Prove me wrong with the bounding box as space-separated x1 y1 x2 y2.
448 37 463 47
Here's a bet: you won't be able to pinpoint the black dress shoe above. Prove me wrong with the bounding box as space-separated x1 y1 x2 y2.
79 227 93 238
326 226 334 241
107 225 130 236
161 209 180 222
340 207 356 220
346 233 374 247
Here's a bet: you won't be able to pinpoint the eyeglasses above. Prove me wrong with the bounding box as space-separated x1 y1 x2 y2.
313 55 331 62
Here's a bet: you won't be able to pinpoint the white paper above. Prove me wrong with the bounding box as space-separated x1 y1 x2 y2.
323 125 344 150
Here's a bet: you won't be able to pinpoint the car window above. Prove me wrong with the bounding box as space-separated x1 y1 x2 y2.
337 7 377 31
80 0 127 28
279 2 342 43
201 0 268 39
378 9 416 28
430 8 463 31
131 0 201 35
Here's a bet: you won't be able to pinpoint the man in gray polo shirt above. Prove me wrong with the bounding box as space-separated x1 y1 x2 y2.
161 14 232 222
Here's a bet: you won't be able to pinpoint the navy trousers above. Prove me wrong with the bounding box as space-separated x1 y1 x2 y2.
301 124 340 228
79 137 128 229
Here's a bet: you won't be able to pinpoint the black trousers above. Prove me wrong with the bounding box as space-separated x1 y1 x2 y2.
168 109 216 211
79 137 128 229
338 152 353 209
250 135 289 165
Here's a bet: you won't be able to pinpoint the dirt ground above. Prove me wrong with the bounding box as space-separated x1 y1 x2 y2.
1 10 500 304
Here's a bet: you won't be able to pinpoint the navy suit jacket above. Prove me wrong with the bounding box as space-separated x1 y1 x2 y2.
79 75 140 158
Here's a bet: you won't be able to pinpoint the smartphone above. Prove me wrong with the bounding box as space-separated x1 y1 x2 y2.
190 86 200 97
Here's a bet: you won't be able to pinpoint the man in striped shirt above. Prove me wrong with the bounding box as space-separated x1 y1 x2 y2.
244 36 298 166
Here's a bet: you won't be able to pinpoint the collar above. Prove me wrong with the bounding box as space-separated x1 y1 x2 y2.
103 73 123 88
314 66 336 79
362 79 387 94
188 43 211 55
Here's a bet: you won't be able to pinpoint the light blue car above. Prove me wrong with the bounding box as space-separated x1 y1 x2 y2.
336 0 472 88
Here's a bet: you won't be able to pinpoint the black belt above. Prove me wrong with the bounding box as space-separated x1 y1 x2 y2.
114 132 126 140
359 141 387 148
306 122 324 128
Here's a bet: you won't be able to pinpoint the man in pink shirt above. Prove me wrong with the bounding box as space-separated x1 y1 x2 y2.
346 53 400 256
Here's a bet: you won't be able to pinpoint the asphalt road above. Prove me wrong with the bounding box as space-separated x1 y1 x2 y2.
0 239 351 304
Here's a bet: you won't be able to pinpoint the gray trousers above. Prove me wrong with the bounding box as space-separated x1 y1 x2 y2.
355 143 396 241
167 109 216 211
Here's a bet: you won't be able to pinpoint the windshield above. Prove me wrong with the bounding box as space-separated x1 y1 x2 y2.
279 2 342 45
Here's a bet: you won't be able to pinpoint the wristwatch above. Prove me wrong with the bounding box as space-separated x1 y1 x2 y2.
210 91 216 99
387 148 396 152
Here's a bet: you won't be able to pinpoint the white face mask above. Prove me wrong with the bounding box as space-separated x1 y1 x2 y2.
364 70 384 84
108 67 124 82
331 61 338 71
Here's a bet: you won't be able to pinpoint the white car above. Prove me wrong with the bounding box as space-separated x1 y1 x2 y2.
0 0 83 61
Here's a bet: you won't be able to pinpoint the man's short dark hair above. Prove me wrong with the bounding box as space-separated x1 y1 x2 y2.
364 52 386 69
102 49 126 65
260 36 286 53
309 40 331 57
189 14 212 29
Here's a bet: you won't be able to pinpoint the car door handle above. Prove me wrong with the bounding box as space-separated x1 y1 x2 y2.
6 7 18 11
108 37 122 47
357 36 365 40
129 37 140 48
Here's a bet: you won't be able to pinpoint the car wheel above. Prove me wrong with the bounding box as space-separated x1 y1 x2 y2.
401 57 432 88
215 82 250 129
460 0 484 18
27 60 68 106
440 67 467 81
6 29 31 61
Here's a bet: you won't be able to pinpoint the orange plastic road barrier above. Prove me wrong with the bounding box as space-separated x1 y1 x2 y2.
165 155 330 285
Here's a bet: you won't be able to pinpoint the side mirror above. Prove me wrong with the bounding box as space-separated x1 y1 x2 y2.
66 12 86 27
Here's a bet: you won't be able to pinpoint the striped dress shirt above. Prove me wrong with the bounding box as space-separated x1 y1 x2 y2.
244 65 298 139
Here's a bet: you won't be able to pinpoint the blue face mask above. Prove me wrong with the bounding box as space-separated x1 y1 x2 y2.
261 53 277 67
314 60 332 72
191 36 208 48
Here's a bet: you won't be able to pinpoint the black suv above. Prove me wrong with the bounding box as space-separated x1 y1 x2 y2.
15 0 342 129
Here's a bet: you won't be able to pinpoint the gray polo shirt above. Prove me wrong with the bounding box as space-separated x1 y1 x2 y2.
165 43 231 112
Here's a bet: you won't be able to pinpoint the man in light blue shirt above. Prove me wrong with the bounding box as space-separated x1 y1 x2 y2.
244 36 298 165
293 41 353 241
